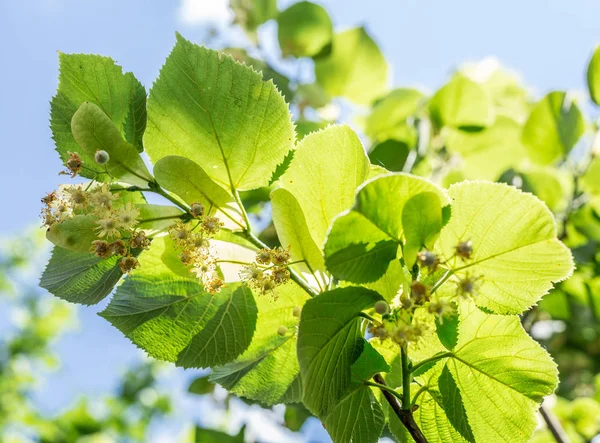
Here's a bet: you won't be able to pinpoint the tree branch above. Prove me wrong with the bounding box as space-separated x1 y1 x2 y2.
373 373 429 443
539 403 570 443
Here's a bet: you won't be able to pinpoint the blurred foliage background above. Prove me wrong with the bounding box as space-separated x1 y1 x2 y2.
4 0 600 441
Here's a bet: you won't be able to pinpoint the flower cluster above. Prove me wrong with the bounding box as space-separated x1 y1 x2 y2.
368 316 431 347
169 209 225 294
41 182 150 273
239 246 292 298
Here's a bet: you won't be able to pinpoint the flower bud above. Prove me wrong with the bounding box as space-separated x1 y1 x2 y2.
374 300 389 315
94 150 110 165
277 325 288 336
190 202 205 218
292 306 302 317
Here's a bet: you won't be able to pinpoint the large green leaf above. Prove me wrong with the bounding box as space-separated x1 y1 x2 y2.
522 91 585 164
145 33 294 191
322 385 385 443
99 238 257 368
365 88 423 142
429 75 494 129
50 53 147 177
153 155 243 229
270 188 328 290
445 116 527 181
279 125 371 249
587 44 600 105
445 302 558 443
40 246 124 305
277 1 333 58
210 282 310 405
71 102 153 187
315 27 388 104
402 192 444 267
437 181 573 314
136 204 184 234
297 287 382 416
324 173 449 284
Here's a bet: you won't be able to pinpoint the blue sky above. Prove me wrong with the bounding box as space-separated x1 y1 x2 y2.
1 0 600 441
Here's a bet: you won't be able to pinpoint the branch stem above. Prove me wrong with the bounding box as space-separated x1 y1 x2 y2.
373 373 429 443
539 403 570 443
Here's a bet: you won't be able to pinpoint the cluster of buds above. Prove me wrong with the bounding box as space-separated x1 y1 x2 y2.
369 316 430 347
169 209 224 294
239 246 292 298
41 182 150 273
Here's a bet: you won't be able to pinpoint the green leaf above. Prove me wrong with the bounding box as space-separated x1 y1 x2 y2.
324 173 449 284
51 53 147 178
279 125 371 249
522 91 585 164
277 1 333 58
136 204 184 234
153 156 243 228
123 74 147 151
194 425 245 443
365 88 423 142
587 44 600 105
322 385 385 443
581 156 600 196
324 210 399 284
402 192 444 267
437 181 574 314
210 283 310 405
446 302 558 443
315 27 388 104
224 47 294 102
297 286 382 416
429 75 494 129
231 0 277 39
40 246 124 305
71 102 153 187
99 238 257 367
350 340 390 383
187 375 215 395
368 139 410 172
270 188 328 289
145 34 294 191
45 215 98 253
445 116 528 181
519 165 573 213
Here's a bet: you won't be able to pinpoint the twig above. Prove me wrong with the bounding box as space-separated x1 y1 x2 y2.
539 403 570 443
373 374 429 443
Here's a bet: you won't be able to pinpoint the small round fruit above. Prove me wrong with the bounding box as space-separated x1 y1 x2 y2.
94 150 110 164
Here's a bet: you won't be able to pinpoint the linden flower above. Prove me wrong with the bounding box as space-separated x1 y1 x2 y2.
53 199 73 221
60 151 83 177
96 216 121 238
90 184 119 210
41 191 57 206
41 210 57 227
239 264 263 282
119 255 139 273
271 246 291 265
108 240 127 256
187 233 209 250
64 185 88 210
189 202 205 218
255 248 272 265
90 240 110 258
201 216 223 235
116 203 140 229
271 266 290 284
205 278 225 295
170 223 191 243
130 231 150 250
427 299 454 322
